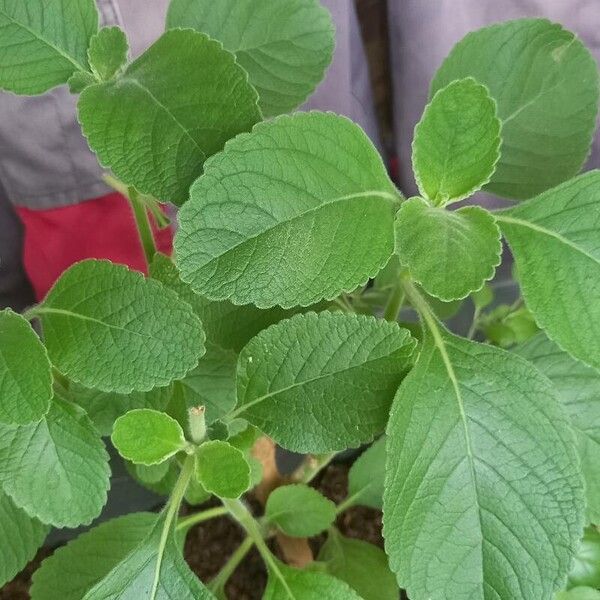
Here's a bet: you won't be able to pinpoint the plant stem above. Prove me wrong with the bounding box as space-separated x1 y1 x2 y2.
291 452 335 484
150 454 194 599
383 281 405 322
467 307 480 340
176 506 228 533
209 536 254 595
402 277 438 332
128 186 157 267
335 489 364 515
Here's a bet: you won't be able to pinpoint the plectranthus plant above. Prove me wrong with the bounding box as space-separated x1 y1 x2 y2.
0 1 599 599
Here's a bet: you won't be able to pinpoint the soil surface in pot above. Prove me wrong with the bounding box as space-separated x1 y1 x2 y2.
0 463 384 600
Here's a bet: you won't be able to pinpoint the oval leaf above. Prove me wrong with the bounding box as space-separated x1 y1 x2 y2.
266 484 335 537
383 327 584 599
234 312 416 453
395 198 502 301
0 0 98 94
431 18 599 199
167 0 334 117
413 78 501 204
195 440 250 499
0 396 110 528
37 259 205 393
87 26 128 81
175 112 401 309
0 309 52 424
30 512 155 600
78 28 261 205
112 409 187 466
516 333 600 524
347 436 386 510
0 491 48 587
497 171 600 371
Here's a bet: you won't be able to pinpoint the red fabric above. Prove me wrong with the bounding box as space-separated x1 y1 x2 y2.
16 192 173 301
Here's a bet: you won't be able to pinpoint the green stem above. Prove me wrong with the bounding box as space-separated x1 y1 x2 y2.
176 506 228 533
467 307 480 340
292 452 336 484
383 281 405 322
151 454 194 600
335 489 365 515
128 186 157 267
402 278 439 334
209 536 254 595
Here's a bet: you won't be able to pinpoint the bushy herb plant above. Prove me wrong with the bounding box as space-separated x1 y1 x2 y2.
0 1 599 599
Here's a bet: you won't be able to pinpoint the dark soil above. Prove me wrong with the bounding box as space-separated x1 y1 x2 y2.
1 463 384 600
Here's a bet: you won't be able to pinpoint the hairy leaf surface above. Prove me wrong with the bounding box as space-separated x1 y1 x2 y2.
395 198 501 301
166 0 334 116
175 112 400 308
195 440 250 498
235 312 416 452
87 26 128 81
431 18 599 199
78 29 260 204
498 171 600 370
38 260 205 393
0 0 98 94
0 309 52 424
384 327 584 599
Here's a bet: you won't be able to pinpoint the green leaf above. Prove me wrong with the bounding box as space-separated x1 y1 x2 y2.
88 26 128 81
383 326 584 599
0 490 48 587
347 437 385 510
413 78 501 204
234 311 416 452
30 512 155 600
431 18 599 200
0 309 52 424
265 484 335 537
125 460 180 498
395 198 501 301
515 334 600 524
81 516 213 600
78 29 260 205
497 170 600 370
318 528 398 600
195 440 250 499
264 560 362 599
472 283 493 310
175 112 400 309
64 383 171 438
480 304 539 348
178 343 237 425
568 527 600 590
557 588 600 600
38 259 206 393
150 253 316 352
0 0 98 95
0 396 110 528
112 409 188 466
166 0 334 117
135 462 170 485
68 70 96 93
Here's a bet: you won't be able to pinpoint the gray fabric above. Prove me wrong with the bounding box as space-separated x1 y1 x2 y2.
388 0 600 197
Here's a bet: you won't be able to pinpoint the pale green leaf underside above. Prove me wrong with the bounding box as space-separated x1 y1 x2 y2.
235 311 416 452
395 198 502 301
82 517 213 600
87 26 128 81
515 333 600 524
431 18 599 200
497 170 600 371
0 0 98 94
30 512 156 600
166 0 334 117
175 111 400 309
112 409 187 466
39 260 205 393
0 309 52 424
413 78 501 204
0 490 48 587
0 396 110 528
318 529 399 600
265 484 336 537
195 440 250 498
64 383 171 438
264 561 362 600
347 436 386 510
384 328 584 599
78 29 260 205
